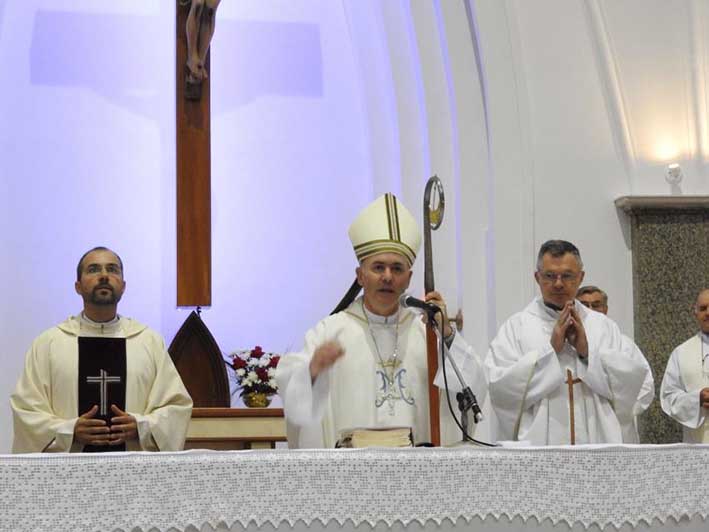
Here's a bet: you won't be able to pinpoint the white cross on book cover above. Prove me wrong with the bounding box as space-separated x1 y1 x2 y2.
78 337 126 452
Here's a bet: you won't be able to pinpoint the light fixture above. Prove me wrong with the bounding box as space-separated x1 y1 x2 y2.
665 163 682 184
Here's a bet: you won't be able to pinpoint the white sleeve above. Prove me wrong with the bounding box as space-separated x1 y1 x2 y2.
275 321 333 427
660 349 705 429
434 331 487 399
578 321 649 412
630 341 655 416
130 336 193 452
10 339 78 453
485 319 564 440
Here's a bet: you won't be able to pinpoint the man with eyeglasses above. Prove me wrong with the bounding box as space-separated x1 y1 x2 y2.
577 285 654 442
10 246 193 453
485 240 650 445
660 289 709 443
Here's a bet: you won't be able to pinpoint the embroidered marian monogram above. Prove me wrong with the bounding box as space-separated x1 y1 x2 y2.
363 300 415 415
375 363 414 414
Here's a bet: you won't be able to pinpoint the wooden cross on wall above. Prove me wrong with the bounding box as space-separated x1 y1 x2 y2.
171 1 232 408
175 0 222 306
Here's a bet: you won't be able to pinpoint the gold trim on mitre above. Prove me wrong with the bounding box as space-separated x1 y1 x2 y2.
348 193 421 265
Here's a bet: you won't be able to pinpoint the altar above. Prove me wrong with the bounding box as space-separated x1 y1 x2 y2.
1 444 708 532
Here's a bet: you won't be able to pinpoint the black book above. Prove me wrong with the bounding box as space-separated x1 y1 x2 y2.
78 337 127 453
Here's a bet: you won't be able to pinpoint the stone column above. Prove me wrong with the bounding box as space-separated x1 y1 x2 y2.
616 196 709 443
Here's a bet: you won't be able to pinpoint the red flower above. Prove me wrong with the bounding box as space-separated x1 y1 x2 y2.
232 357 248 370
256 367 270 382
251 346 265 359
268 355 280 368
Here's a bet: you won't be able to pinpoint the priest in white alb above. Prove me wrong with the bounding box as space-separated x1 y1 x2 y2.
11 247 193 453
660 289 709 443
486 240 651 445
276 193 486 448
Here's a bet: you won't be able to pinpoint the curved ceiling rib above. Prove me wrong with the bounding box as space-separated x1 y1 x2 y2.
583 0 637 193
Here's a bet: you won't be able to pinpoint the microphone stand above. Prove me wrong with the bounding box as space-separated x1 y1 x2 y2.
427 308 485 444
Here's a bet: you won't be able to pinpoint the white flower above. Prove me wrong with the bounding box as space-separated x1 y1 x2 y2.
235 368 246 377
267 368 276 378
268 378 278 390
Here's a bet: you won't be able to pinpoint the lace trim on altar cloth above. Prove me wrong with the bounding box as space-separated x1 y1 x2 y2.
2 445 709 532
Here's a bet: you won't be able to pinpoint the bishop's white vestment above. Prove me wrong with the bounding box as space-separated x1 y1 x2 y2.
660 332 709 443
11 314 193 453
486 298 651 445
276 297 487 448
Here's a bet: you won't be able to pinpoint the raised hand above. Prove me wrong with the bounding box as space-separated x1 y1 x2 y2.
309 341 345 381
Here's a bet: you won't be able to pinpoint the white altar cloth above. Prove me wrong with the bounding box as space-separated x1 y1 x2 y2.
1 445 708 532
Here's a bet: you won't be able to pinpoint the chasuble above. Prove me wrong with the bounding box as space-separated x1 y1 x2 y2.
11 314 193 453
276 297 487 448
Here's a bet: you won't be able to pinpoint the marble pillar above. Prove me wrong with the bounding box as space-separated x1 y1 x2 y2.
616 196 709 443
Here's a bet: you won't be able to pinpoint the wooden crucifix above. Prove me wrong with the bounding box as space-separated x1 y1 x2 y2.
565 369 582 445
175 0 221 306
172 1 232 407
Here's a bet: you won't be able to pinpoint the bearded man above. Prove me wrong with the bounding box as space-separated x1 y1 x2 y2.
10 247 192 453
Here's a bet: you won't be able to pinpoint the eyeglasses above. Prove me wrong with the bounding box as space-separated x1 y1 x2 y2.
538 271 579 284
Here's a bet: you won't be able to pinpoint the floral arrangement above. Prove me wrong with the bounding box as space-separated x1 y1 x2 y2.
230 346 280 397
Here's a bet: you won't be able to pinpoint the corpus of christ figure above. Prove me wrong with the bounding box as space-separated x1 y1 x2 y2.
182 0 222 100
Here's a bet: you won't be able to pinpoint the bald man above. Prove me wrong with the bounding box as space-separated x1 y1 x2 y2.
661 289 709 443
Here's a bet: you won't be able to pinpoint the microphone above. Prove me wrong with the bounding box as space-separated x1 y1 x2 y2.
399 293 440 314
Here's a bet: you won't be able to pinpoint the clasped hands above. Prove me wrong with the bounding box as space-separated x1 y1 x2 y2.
550 301 588 358
73 404 138 447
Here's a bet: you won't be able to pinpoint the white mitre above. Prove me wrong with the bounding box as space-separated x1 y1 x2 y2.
348 193 421 266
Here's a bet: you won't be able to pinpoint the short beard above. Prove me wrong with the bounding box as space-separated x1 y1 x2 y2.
90 288 120 306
